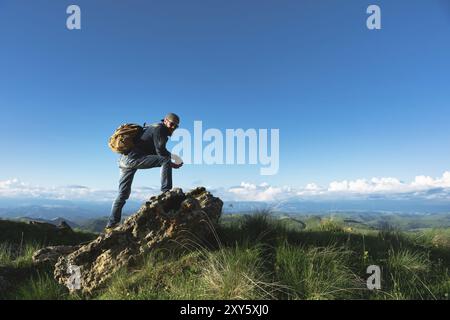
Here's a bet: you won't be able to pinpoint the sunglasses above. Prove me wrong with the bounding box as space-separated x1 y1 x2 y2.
166 119 179 129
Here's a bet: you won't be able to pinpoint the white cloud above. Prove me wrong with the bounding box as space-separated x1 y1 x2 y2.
305 183 321 191
326 171 450 195
0 178 160 202
412 171 450 189
327 177 405 193
225 171 450 201
226 182 293 201
1 171 450 202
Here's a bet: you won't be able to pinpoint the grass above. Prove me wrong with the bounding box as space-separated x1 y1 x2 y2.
198 244 280 299
12 271 71 300
384 249 433 299
0 219 96 246
1 213 449 300
0 219 97 299
0 242 42 268
275 244 364 299
99 244 281 300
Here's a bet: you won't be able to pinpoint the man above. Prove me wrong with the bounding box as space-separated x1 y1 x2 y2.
106 113 183 230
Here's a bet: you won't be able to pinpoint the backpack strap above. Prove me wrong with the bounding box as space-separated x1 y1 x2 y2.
143 122 160 128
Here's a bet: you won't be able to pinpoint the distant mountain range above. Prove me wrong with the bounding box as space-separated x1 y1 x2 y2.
0 197 449 225
16 216 81 229
9 216 115 233
0 198 141 224
222 199 450 214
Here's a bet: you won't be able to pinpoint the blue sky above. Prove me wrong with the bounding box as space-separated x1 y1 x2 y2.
1 0 450 202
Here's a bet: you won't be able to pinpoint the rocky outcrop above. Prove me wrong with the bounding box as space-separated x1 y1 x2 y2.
32 245 81 265
51 187 222 294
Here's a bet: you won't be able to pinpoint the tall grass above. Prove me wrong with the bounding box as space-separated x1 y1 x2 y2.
217 211 288 248
412 228 450 249
3 213 450 300
0 242 42 268
319 218 345 233
198 244 282 299
98 249 208 300
275 243 364 299
12 271 70 300
100 244 283 300
0 242 13 265
380 249 436 300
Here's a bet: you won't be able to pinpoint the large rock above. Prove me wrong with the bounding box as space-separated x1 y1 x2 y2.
32 245 81 265
53 187 223 294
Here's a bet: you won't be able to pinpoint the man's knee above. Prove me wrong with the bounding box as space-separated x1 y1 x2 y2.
160 155 171 166
116 189 131 202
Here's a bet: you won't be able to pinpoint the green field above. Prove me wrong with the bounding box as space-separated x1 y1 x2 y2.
1 212 449 300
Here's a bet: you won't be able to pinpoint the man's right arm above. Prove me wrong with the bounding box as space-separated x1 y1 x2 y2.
153 126 171 157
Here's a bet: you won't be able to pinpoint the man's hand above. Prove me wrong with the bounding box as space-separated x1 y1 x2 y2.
170 162 183 169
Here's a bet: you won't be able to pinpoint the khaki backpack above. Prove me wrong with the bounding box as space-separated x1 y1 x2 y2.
108 124 144 154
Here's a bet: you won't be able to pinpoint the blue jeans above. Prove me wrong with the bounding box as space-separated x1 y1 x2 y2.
107 154 172 226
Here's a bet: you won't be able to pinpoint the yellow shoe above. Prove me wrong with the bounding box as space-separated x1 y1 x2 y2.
104 223 119 233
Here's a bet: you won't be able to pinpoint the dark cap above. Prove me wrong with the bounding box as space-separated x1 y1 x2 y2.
164 112 180 125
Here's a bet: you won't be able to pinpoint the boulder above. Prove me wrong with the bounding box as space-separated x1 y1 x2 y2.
32 245 81 265
53 187 223 294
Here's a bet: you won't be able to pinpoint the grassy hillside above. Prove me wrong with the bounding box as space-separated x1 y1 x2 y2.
0 219 95 246
1 214 449 300
0 219 97 299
